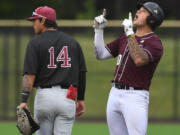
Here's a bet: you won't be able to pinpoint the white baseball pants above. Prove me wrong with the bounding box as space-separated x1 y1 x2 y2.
106 86 149 135
34 86 76 135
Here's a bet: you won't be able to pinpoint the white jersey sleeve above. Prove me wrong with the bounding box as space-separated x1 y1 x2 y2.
94 30 113 60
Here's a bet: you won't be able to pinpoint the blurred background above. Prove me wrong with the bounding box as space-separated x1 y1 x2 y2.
0 0 180 134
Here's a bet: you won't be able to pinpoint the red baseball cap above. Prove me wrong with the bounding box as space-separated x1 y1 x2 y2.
27 6 56 22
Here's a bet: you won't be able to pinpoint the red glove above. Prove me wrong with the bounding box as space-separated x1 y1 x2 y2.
67 85 77 101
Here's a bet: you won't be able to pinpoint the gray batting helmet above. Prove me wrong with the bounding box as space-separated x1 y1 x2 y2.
137 2 165 29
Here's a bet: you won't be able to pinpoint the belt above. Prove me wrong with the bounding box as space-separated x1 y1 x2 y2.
39 84 69 89
113 83 145 90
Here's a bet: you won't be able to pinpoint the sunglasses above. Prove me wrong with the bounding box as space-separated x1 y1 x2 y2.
32 12 46 19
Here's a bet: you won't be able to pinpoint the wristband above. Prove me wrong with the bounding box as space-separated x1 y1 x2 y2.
128 34 135 38
21 90 30 103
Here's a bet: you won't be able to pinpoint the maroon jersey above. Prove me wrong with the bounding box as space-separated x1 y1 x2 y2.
106 33 163 90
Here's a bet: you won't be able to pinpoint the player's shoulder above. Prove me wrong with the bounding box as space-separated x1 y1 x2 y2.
142 32 161 41
109 33 127 44
116 33 127 41
140 33 162 44
143 33 163 49
58 31 78 43
27 35 41 48
29 34 43 43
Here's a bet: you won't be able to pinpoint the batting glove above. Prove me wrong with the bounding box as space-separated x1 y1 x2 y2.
122 12 134 36
93 9 107 32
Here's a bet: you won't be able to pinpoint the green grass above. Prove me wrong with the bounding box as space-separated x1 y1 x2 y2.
0 122 180 135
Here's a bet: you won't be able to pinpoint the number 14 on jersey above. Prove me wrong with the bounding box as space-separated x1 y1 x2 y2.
48 46 71 68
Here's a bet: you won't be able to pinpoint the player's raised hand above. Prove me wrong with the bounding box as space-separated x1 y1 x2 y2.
122 12 134 36
128 12 132 22
93 9 107 30
102 8 107 18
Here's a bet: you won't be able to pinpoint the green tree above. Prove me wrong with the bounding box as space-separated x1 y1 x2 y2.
76 0 95 19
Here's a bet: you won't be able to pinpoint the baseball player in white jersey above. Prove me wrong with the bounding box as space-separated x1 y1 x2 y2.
93 2 164 135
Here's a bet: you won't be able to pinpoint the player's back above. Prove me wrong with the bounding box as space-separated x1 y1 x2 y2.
24 30 86 88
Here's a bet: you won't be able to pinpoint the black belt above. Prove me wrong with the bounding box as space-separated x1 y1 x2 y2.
113 83 145 90
39 84 69 89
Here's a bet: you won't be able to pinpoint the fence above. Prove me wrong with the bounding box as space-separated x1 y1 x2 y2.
0 20 179 121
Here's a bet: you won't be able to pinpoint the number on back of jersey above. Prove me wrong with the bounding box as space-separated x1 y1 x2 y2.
48 46 71 68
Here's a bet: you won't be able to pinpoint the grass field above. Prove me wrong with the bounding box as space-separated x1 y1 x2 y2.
0 122 180 135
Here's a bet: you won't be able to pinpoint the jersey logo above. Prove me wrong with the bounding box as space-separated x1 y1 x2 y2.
140 40 144 43
153 9 158 14
47 46 71 68
117 54 122 65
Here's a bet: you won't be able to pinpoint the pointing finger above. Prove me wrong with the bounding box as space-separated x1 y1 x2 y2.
103 9 106 17
129 12 132 21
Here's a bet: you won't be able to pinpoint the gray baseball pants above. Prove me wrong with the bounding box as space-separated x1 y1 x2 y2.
34 86 76 135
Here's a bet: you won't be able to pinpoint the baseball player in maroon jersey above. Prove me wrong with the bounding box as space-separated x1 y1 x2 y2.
19 6 87 135
93 2 164 135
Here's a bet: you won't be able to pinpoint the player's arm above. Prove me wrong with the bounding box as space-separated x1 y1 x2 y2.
122 12 149 66
94 31 112 60
76 47 87 116
127 35 149 66
76 71 86 116
20 74 36 108
93 9 113 60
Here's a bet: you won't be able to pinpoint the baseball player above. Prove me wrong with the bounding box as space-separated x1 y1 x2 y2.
93 2 164 135
19 6 87 135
